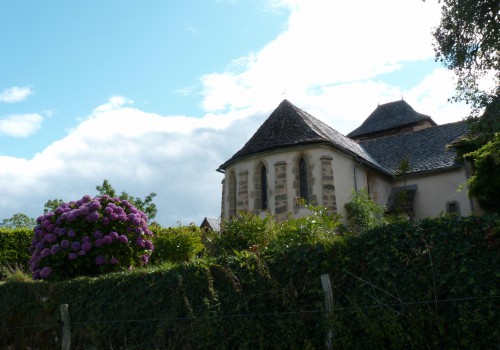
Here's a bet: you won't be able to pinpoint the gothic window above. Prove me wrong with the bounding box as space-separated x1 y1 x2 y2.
299 158 308 204
261 165 268 210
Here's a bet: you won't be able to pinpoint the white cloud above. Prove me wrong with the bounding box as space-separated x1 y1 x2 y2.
200 0 442 114
0 0 471 227
0 86 33 103
0 113 43 137
0 97 263 226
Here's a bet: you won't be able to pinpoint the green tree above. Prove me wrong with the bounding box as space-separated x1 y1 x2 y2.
430 0 499 119
430 0 499 210
43 198 64 213
0 213 36 228
96 179 158 220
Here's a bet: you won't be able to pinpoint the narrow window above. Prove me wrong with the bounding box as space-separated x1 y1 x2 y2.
261 165 268 210
447 201 460 215
228 171 237 217
299 158 308 203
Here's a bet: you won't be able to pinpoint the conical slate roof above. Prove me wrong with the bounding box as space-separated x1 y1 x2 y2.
218 99 384 171
347 100 436 139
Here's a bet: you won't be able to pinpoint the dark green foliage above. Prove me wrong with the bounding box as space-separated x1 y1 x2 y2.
150 224 204 264
465 134 500 213
0 215 498 349
329 215 499 349
0 228 33 280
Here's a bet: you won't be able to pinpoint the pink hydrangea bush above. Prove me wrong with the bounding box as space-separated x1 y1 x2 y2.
30 195 154 280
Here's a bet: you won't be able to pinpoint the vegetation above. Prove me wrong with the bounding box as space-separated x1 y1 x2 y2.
0 227 33 280
345 189 386 233
464 134 500 213
150 223 204 264
42 179 158 220
30 194 154 280
430 0 499 119
0 213 498 349
96 179 158 220
430 0 499 211
0 213 36 229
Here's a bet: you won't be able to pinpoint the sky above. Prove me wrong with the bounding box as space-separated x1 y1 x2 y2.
0 0 472 227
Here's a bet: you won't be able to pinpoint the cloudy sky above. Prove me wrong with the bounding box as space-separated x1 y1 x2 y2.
0 0 470 226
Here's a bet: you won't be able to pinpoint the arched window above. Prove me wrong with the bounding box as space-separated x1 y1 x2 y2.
299 158 308 203
261 165 268 210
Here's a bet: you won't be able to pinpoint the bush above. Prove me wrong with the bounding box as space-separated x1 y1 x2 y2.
29 195 154 280
269 203 343 252
209 212 276 255
150 224 204 264
0 228 32 280
345 189 386 233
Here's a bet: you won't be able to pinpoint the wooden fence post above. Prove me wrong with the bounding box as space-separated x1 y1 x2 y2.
320 274 333 349
60 304 71 350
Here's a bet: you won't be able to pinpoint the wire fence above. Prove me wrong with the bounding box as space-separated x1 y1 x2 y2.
2 294 498 332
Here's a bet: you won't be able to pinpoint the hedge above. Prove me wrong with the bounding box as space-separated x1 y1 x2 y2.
0 215 498 349
0 228 33 279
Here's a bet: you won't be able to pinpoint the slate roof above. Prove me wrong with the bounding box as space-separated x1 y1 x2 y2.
200 217 221 232
359 121 468 175
218 99 386 172
347 100 436 139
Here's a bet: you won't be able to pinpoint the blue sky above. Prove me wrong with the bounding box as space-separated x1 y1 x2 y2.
0 0 471 226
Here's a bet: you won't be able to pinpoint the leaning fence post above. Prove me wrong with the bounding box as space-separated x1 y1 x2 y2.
320 274 333 349
60 304 71 350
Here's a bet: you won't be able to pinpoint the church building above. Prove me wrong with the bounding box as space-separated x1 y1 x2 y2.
217 99 474 222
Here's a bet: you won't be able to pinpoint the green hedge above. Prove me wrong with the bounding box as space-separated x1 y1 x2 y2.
0 215 498 349
0 228 33 279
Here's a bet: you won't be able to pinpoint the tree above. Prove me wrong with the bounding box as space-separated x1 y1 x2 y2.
430 0 499 211
44 198 64 213
431 0 499 120
0 213 36 228
96 179 158 220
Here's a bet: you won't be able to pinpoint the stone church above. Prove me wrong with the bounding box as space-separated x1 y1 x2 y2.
216 99 474 222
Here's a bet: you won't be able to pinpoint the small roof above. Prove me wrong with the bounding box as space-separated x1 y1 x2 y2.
218 99 386 172
359 121 468 175
347 100 436 139
200 217 221 232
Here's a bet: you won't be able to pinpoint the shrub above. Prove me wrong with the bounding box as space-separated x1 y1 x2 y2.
270 203 343 251
209 212 276 255
0 228 32 280
29 195 154 280
149 224 204 264
345 189 385 233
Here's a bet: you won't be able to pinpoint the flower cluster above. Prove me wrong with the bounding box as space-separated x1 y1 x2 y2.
30 195 154 280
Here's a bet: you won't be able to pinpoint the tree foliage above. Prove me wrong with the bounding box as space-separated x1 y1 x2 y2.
42 180 158 220
431 0 499 118
0 213 36 229
431 0 500 211
465 134 500 213
96 179 158 220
